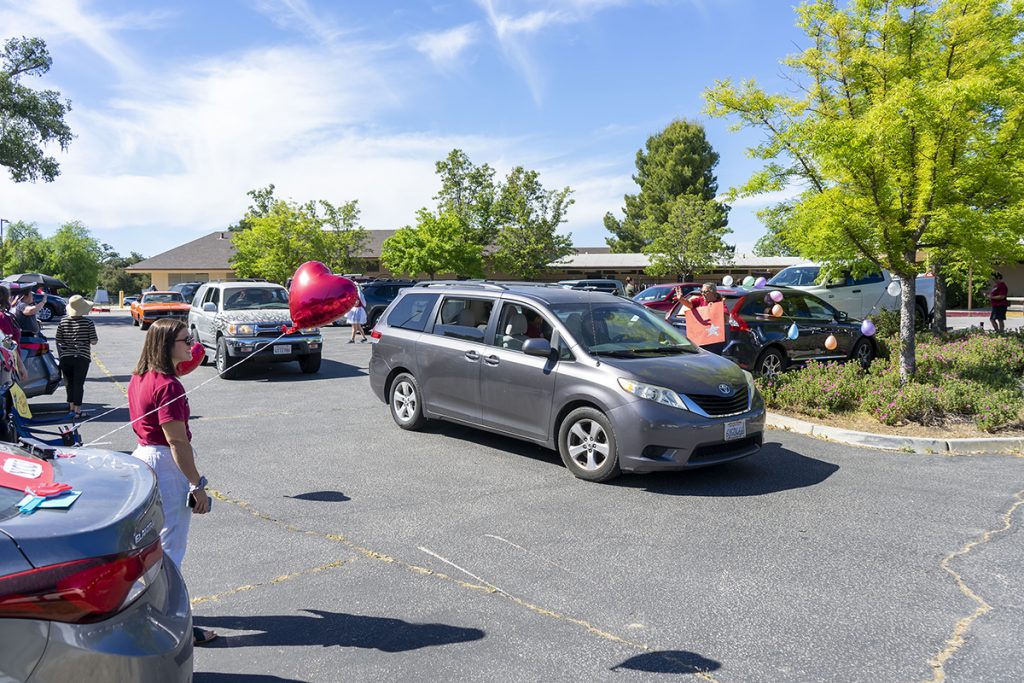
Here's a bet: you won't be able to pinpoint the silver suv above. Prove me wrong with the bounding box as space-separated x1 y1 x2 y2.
188 280 323 379
368 282 764 482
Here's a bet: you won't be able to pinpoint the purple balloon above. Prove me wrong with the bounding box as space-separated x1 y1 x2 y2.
754 276 767 288
861 319 876 336
770 290 784 303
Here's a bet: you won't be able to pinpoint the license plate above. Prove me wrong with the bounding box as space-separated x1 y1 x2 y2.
724 419 746 441
273 345 291 355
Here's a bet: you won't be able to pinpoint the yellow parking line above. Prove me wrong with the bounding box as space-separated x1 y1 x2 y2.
190 559 350 607
91 352 127 396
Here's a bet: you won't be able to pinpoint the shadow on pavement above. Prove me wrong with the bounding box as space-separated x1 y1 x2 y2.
194 675 307 683
194 610 485 651
286 490 350 502
224 358 366 382
622 441 838 497
611 650 721 674
420 422 562 467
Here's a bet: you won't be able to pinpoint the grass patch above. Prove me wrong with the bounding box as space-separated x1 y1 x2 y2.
757 328 1024 433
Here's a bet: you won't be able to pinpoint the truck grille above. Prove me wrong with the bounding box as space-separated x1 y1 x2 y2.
685 386 749 416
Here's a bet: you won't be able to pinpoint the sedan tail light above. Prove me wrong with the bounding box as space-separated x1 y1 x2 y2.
0 540 163 623
729 299 750 332
369 329 382 343
20 342 50 356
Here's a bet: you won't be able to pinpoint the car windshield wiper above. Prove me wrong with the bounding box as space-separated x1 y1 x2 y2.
644 345 698 354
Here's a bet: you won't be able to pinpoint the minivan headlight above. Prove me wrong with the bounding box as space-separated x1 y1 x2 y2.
617 378 688 410
227 323 255 336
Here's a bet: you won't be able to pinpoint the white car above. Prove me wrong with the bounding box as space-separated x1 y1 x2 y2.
768 263 934 321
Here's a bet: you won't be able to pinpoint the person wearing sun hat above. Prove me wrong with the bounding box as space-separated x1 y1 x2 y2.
54 294 99 416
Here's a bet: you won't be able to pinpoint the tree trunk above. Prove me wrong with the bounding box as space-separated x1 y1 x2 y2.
931 260 947 334
898 274 917 382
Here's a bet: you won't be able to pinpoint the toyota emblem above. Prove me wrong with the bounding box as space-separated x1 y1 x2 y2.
718 383 733 396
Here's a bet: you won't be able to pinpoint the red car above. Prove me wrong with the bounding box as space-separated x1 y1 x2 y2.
631 283 702 312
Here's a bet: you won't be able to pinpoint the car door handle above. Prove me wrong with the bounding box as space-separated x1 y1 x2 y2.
464 350 479 361
851 289 861 293
483 355 500 366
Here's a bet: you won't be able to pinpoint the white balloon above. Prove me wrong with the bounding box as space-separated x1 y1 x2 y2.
722 275 734 287
886 280 902 297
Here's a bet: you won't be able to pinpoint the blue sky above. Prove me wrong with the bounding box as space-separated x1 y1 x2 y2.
0 0 807 258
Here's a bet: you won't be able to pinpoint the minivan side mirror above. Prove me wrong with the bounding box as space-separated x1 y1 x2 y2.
202 302 217 312
523 338 553 357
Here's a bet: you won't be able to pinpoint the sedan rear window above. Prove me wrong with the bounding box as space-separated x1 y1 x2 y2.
633 286 674 303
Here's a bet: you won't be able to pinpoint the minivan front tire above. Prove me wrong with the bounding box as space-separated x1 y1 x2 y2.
558 407 620 482
390 373 427 430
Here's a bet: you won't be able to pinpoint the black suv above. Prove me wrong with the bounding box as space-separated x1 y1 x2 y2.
169 282 203 306
333 279 417 328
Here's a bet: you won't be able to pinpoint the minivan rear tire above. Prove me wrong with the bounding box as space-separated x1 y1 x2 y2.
390 373 427 430
558 407 620 482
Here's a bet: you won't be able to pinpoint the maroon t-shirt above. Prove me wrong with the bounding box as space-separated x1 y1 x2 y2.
0 312 22 345
128 372 191 446
990 281 1008 306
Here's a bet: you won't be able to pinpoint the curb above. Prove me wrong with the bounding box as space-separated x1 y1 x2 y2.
765 413 1024 455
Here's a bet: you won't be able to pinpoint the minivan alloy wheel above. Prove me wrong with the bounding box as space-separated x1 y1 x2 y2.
392 380 417 422
567 419 610 471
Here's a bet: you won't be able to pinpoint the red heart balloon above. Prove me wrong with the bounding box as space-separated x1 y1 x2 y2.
176 342 206 376
288 261 358 330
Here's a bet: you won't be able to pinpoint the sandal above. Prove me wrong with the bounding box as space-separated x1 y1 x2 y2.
193 627 218 646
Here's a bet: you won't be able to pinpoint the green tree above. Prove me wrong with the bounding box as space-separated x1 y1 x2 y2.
642 195 732 279
228 184 277 232
46 221 102 293
231 200 327 283
97 245 148 297
490 167 574 279
752 203 800 257
381 209 483 280
313 199 368 274
705 0 1024 380
0 37 73 182
434 149 499 246
2 220 50 275
606 119 724 252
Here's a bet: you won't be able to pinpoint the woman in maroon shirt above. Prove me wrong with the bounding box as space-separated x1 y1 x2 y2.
128 318 216 646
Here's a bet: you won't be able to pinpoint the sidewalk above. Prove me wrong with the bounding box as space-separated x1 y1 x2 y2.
945 309 1023 331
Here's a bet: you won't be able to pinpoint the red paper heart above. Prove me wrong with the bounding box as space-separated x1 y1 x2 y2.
288 261 358 330
0 452 54 492
176 342 206 376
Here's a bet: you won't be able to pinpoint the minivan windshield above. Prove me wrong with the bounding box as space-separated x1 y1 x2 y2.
768 266 820 286
550 301 697 356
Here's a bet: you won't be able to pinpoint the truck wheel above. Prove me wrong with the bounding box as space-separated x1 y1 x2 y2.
216 337 238 379
140 321 150 331
132 316 139 327
298 352 321 374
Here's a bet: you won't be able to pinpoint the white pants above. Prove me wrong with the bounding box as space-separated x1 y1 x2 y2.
132 444 191 568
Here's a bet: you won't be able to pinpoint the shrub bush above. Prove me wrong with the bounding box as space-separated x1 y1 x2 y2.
755 328 1024 432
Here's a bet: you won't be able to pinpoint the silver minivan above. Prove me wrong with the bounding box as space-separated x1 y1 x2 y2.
368 282 764 482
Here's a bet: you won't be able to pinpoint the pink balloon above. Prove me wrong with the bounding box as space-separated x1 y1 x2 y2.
288 261 358 330
176 342 205 376
770 290 784 303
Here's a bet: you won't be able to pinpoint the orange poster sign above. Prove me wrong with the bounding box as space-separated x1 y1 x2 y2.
683 301 727 346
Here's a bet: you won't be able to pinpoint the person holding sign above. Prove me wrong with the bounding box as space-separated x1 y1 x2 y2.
665 283 727 347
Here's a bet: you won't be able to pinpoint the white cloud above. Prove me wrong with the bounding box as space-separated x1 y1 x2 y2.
250 0 348 45
413 23 479 69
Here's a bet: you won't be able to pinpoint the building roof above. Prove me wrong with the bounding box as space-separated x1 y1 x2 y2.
126 231 237 271
550 252 802 269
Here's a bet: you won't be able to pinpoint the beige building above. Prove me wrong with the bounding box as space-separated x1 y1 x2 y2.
126 230 802 289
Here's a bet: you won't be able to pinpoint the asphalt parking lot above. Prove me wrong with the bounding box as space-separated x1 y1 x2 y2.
55 313 1024 682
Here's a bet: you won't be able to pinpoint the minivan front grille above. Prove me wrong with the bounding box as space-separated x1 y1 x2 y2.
685 385 750 416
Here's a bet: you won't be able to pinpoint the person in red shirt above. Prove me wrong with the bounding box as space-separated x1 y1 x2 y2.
989 272 1009 332
665 282 723 323
0 285 27 382
128 318 216 646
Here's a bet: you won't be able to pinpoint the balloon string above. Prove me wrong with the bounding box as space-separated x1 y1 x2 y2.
82 332 289 447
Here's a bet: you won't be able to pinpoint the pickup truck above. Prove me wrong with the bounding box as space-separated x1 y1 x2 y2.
768 263 934 321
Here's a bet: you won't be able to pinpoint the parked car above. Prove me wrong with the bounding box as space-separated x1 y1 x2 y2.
331 279 417 329
0 443 193 682
665 286 879 376
168 282 203 306
18 331 62 399
557 279 627 297
768 263 934 323
369 281 764 482
188 281 323 378
632 283 702 312
130 291 191 330
123 295 140 307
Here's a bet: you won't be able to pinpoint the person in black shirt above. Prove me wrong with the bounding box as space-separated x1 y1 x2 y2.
55 295 98 416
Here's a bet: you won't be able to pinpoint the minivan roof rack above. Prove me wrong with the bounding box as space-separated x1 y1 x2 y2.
417 280 564 291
